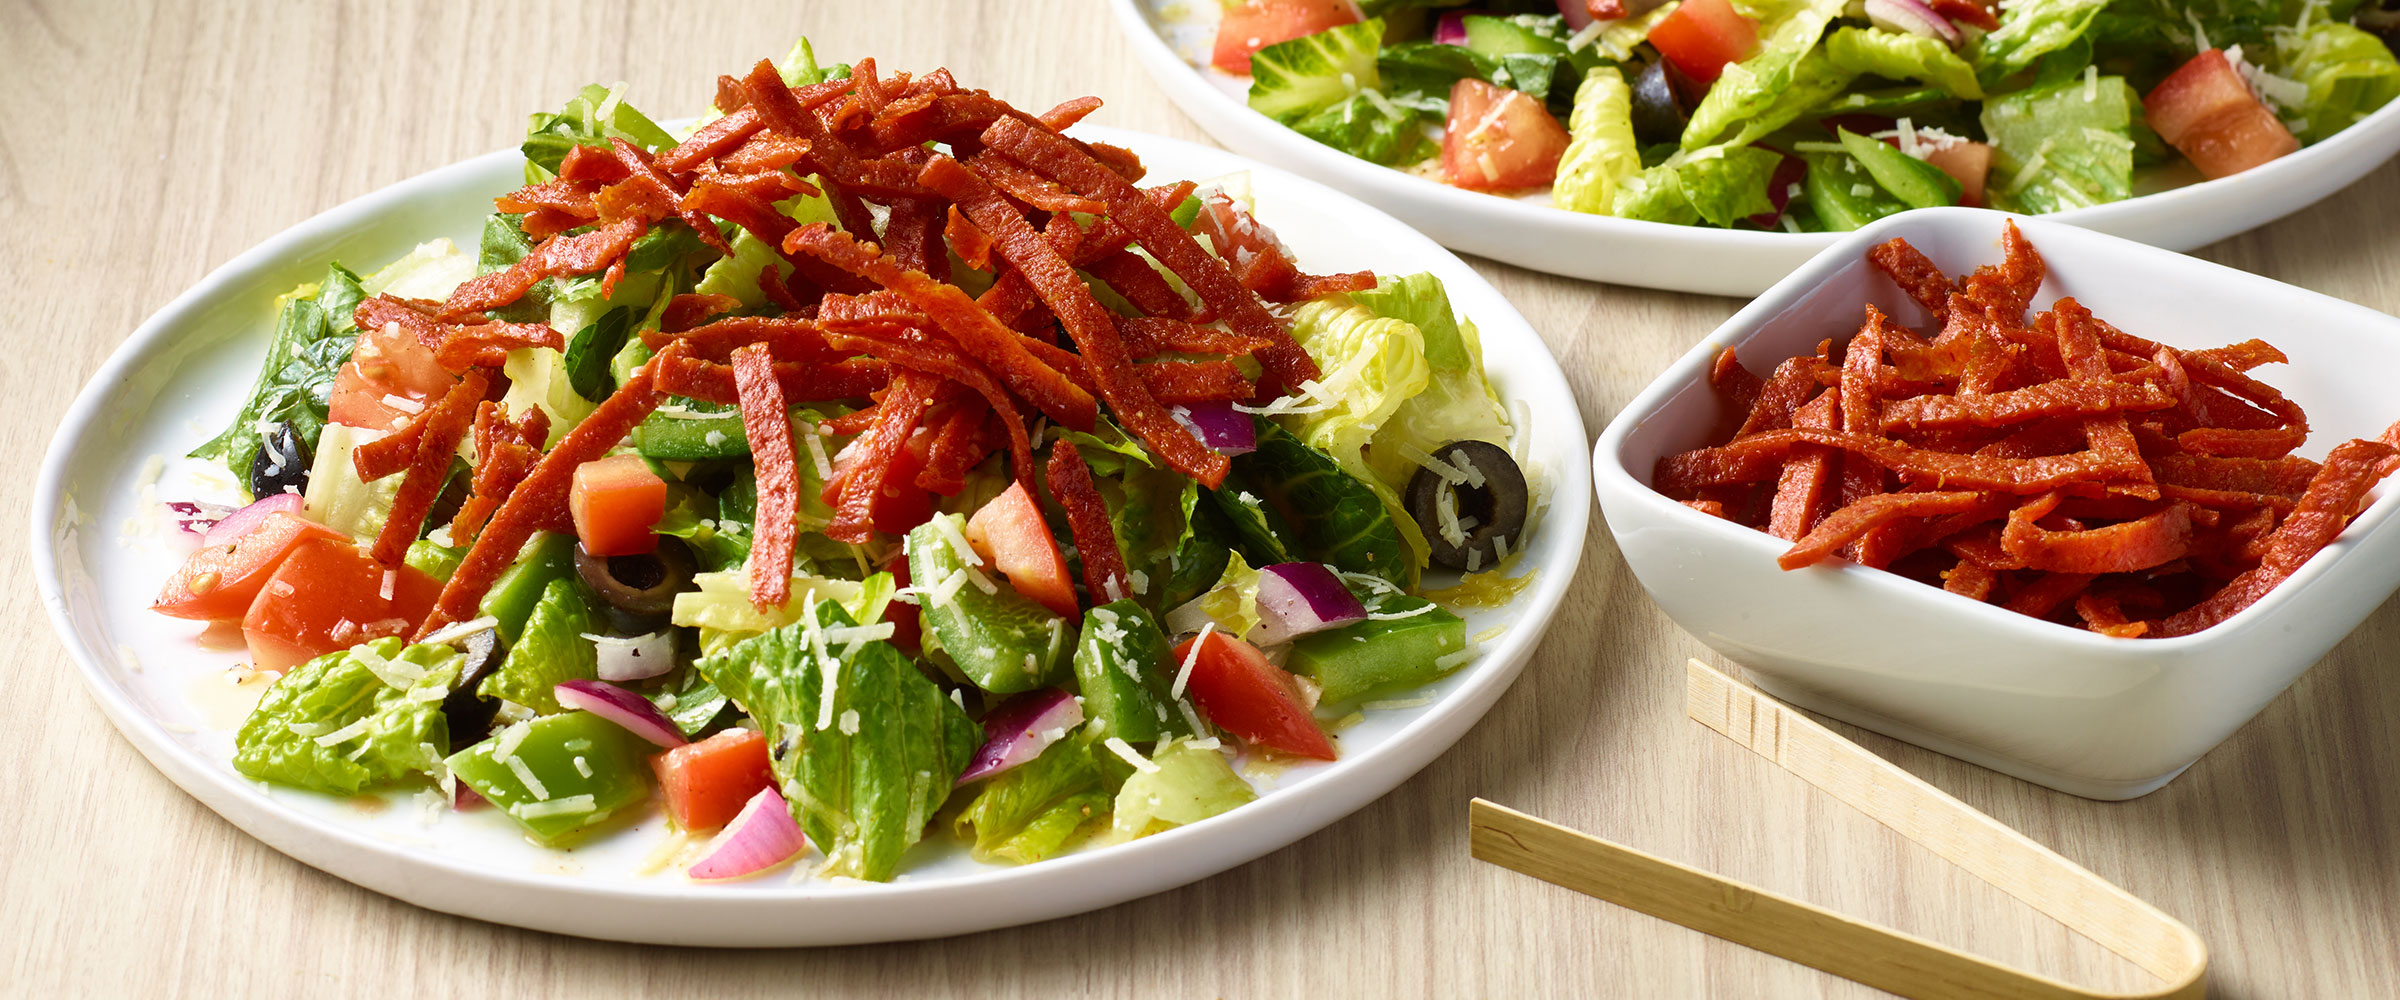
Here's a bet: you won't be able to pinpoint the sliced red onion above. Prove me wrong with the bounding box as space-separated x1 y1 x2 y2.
1555 0 1594 30
555 679 688 749
1170 401 1257 456
1250 562 1369 646
687 786 809 880
1865 0 1962 47
956 688 1085 784
454 783 485 810
201 493 305 547
594 630 677 682
1435 10 1475 45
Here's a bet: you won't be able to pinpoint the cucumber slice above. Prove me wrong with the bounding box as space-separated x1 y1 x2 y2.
905 515 1075 694
1073 601 1189 744
1285 596 1466 705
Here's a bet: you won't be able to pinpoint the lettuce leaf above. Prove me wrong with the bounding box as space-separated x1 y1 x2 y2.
671 569 892 654
1552 68 1643 215
1228 421 1415 587
1980 74 2137 214
1614 144 1782 226
191 264 365 493
1278 295 1433 575
953 727 1132 864
1974 0 2112 84
233 638 462 795
520 84 676 183
1682 0 1851 150
695 600 979 882
1379 41 1564 103
1348 273 1513 492
1825 26 1984 99
1289 91 1432 166
477 577 601 713
2271 20 2400 143
1111 738 1257 839
1248 19 1387 124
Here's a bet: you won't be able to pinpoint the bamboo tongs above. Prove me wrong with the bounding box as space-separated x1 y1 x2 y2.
1470 659 2208 1000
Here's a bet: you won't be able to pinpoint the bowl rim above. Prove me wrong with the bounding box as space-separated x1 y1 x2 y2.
1592 205 2400 654
28 125 1593 926
1108 0 2400 251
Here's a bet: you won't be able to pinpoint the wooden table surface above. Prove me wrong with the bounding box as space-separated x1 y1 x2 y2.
6 2 2397 996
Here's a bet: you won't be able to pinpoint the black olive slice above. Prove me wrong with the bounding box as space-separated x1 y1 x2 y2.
1405 440 1531 572
440 627 506 751
574 536 698 618
1630 60 1692 148
249 423 313 499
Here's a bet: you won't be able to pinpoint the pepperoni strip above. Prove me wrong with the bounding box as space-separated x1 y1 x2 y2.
651 354 890 404
2000 492 2194 574
372 369 489 566
922 153 1226 486
443 216 646 317
1867 237 1953 318
1879 379 2173 431
976 117 1320 394
732 344 798 611
1046 441 1132 603
1137 359 1256 404
1778 490 1993 570
825 371 938 543
1119 316 1270 358
786 223 1098 430
415 344 683 638
450 402 549 545
2155 439 2399 637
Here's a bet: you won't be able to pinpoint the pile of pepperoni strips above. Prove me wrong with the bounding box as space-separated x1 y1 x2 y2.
334 57 1377 638
1656 223 2400 638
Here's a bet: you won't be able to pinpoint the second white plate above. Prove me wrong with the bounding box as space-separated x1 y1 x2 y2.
1112 0 2400 295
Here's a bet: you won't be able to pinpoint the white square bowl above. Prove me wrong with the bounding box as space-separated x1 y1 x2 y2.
1593 207 2400 800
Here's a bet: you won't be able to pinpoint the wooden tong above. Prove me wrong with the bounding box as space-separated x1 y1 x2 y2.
1470 659 2207 1000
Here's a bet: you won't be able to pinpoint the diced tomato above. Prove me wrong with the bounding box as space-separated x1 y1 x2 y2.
963 481 1078 617
1441 79 1572 192
1922 140 1994 207
874 428 935 537
2144 50 2299 180
153 512 347 621
240 537 441 673
569 454 667 557
1646 0 1759 86
328 317 454 432
1172 631 1336 760
652 728 773 831
1210 0 1363 75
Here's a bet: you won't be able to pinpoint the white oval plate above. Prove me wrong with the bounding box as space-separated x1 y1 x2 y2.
31 125 1589 946
1112 0 2400 295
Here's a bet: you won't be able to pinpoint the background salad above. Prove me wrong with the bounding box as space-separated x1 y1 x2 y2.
1206 0 2400 230
149 41 1538 883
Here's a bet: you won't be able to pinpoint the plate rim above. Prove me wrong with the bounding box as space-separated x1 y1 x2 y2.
30 124 1592 944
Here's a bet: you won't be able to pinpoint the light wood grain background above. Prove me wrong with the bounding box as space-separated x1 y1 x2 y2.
5 2 2396 997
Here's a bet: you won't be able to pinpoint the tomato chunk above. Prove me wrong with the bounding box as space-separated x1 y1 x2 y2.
1922 140 1994 207
153 512 347 621
1211 0 1363 75
328 318 453 432
1646 0 1759 86
1441 79 1571 192
652 728 774 831
963 481 1078 617
569 454 667 557
2144 49 2299 180
1173 631 1336 760
240 537 441 673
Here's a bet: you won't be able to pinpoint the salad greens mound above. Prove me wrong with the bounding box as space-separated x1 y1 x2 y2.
1225 0 2400 230
164 39 1540 881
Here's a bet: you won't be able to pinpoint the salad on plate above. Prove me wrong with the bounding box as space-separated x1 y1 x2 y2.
1199 0 2400 229
147 42 1541 883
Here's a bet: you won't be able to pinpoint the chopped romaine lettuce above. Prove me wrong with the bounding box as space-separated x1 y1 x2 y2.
1347 273 1512 494
1277 295 1432 575
1614 144 1783 226
301 422 400 538
671 569 893 654
1379 41 1564 104
1682 0 1850 150
1248 19 1388 123
1980 74 2137 214
953 727 1132 864
1974 0 2113 84
2271 20 2400 143
520 83 677 183
478 577 601 713
1228 421 1415 587
695 600 979 882
1290 90 1432 165
232 638 462 795
190 264 364 492
1111 738 1256 839
1552 68 1642 215
1824 26 1985 99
